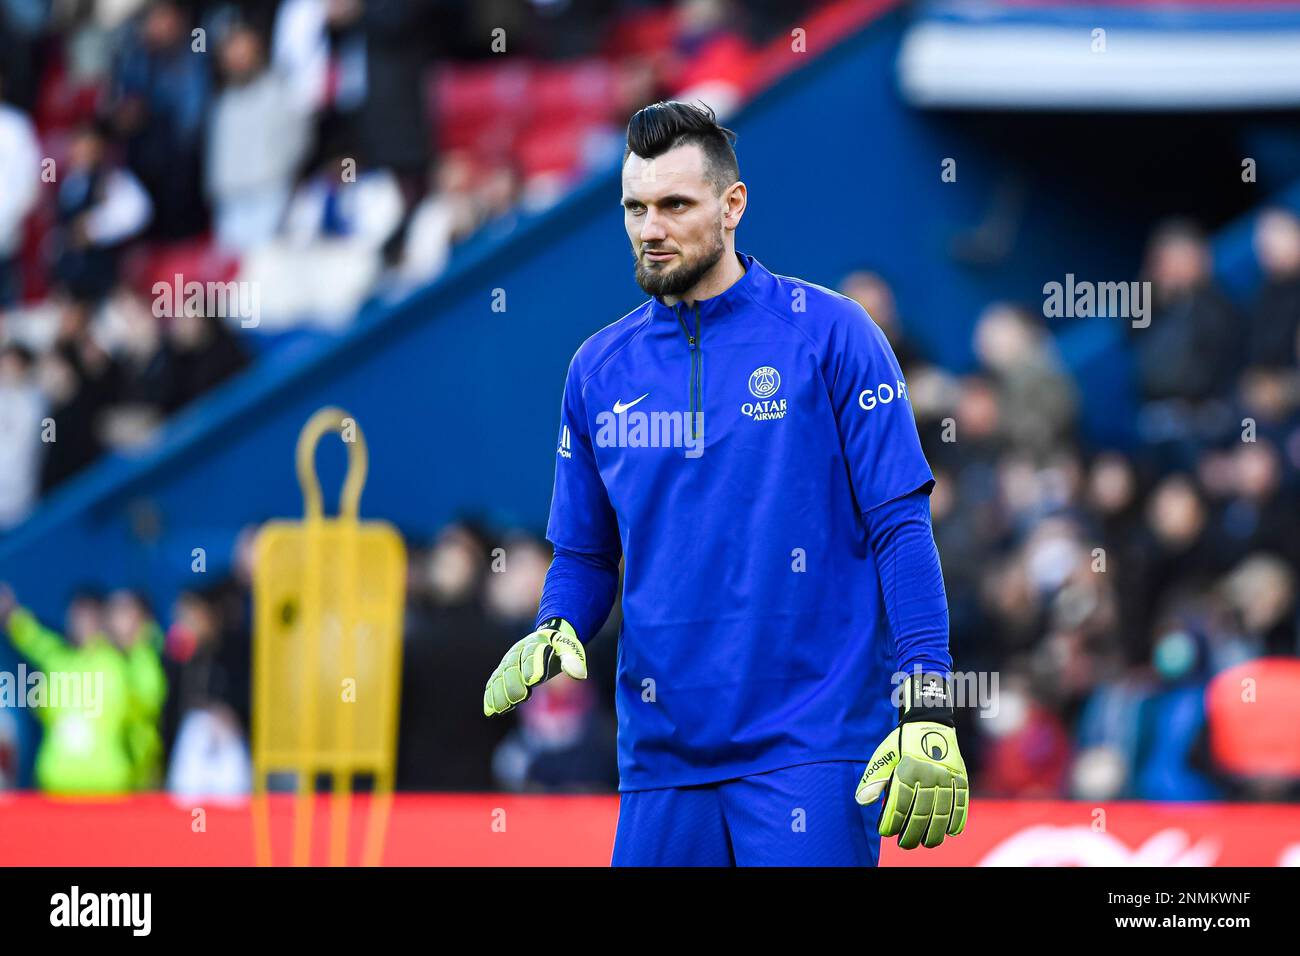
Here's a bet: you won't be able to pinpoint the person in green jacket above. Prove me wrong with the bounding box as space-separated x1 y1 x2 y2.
106 590 168 790
0 585 135 795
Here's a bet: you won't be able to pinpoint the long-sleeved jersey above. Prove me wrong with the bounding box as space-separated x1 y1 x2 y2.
544 253 947 790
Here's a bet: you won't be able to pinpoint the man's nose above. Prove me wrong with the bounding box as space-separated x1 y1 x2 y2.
640 211 667 243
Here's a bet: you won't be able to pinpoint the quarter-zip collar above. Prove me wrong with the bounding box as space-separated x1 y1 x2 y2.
648 252 767 324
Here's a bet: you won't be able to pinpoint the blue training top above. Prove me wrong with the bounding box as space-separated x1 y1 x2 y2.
543 252 947 790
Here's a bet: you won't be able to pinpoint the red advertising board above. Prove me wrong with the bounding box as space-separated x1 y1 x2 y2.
880 800 1300 867
0 793 1296 866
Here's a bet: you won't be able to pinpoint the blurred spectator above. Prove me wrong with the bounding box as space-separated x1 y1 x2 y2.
0 344 46 529
1135 219 1241 403
742 0 815 44
0 706 17 789
1248 208 1300 370
474 161 523 239
165 305 250 408
1085 452 1149 654
243 145 404 328
1215 440 1299 571
160 533 254 797
300 0 434 198
483 530 619 791
840 270 924 375
0 1 50 110
515 0 620 61
106 588 167 789
397 521 504 790
51 1 145 85
976 674 1072 798
491 675 619 792
0 72 40 308
186 524 258 733
52 121 153 302
206 21 312 251
98 290 249 446
1131 622 1221 802
1235 366 1299 454
108 0 209 238
162 587 251 755
94 286 173 448
166 701 252 799
973 302 1078 459
392 150 479 288
483 531 552 629
0 585 136 794
1220 552 1297 657
37 297 115 491
1072 675 1148 801
271 0 332 113
1125 474 1223 662
349 0 436 196
670 0 753 120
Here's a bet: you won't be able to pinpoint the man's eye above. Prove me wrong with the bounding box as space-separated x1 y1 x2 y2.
628 205 645 215
670 201 687 210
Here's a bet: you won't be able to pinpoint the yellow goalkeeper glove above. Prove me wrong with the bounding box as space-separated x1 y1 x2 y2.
482 618 586 716
856 673 969 849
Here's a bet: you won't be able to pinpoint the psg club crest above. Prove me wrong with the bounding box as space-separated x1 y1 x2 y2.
748 366 781 399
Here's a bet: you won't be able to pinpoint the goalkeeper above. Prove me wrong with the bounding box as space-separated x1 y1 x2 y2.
484 101 967 866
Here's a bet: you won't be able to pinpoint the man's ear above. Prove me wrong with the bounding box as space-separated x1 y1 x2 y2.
723 181 747 230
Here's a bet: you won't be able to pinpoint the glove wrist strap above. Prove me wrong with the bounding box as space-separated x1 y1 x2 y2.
899 672 955 726
539 617 579 643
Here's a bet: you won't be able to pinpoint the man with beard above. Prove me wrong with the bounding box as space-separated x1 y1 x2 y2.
482 101 966 865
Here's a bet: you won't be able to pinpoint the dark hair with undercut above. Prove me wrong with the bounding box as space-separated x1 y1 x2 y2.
625 101 739 194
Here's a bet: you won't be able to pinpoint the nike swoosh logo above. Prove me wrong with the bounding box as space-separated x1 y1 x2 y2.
613 393 649 414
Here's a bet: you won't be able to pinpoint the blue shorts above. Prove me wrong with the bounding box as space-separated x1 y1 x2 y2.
611 761 883 866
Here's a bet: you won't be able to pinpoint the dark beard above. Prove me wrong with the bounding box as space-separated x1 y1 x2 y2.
634 232 726 298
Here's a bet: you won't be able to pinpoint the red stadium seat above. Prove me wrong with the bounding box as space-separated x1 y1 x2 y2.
529 60 617 123
438 115 522 162
33 57 101 134
121 239 241 301
515 120 591 179
432 62 534 127
603 8 678 59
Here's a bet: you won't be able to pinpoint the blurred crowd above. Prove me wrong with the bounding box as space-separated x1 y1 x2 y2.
840 208 1300 803
0 0 813 528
